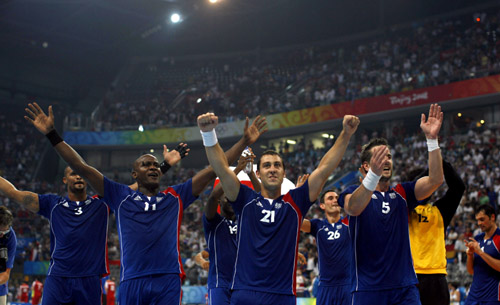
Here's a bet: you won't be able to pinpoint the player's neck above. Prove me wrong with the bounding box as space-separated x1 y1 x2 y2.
326 213 340 224
261 187 281 200
68 191 87 201
485 225 498 239
375 180 390 192
138 185 159 197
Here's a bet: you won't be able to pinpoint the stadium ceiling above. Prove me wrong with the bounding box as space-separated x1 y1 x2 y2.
0 0 498 74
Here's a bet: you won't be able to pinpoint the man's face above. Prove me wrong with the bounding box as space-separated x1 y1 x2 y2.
0 225 10 238
63 167 87 194
363 145 393 181
132 155 162 188
320 191 340 214
476 211 495 232
257 155 285 192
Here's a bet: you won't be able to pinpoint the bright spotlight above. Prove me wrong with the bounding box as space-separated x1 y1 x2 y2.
480 120 485 124
170 13 181 23
457 113 462 117
209 0 218 3
286 139 296 145
150 149 155 153
321 133 330 138
138 125 144 132
196 98 202 104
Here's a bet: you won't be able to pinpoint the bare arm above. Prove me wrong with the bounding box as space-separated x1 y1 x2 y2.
307 115 359 202
25 103 105 196
0 176 39 213
204 183 225 221
194 250 210 272
466 237 500 272
193 115 267 199
414 104 444 200
343 146 389 216
0 269 11 285
301 218 311 233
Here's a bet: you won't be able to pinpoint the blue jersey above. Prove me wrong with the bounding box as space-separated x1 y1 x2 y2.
467 228 500 302
338 182 419 291
103 177 197 282
230 182 312 295
0 228 16 296
38 194 109 277
203 213 237 289
309 217 351 286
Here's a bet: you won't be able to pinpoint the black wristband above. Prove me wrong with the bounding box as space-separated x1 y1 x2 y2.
46 130 63 146
175 144 189 159
160 161 171 174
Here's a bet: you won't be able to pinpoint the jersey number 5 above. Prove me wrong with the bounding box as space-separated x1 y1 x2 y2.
382 202 390 214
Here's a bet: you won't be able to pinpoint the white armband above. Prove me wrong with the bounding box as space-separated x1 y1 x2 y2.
200 129 218 147
362 169 381 192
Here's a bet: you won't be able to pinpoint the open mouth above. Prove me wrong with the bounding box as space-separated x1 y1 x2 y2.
74 182 84 186
148 173 159 178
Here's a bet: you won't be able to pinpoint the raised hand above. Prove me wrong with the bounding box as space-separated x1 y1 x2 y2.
163 143 189 167
243 115 268 146
297 252 307 266
24 102 55 135
368 146 389 176
465 237 480 255
342 115 360 137
295 174 309 188
235 153 255 174
197 112 218 132
420 103 443 139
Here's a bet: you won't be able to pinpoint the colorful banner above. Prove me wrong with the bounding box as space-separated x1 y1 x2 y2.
64 74 500 146
23 261 49 275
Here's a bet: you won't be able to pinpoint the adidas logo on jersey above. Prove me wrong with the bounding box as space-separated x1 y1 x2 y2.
61 201 69 208
133 196 142 201
256 202 263 207
389 193 396 199
371 194 377 199
156 197 162 203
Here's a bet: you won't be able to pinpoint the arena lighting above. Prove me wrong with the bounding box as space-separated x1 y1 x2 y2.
196 98 202 103
480 120 485 124
209 0 218 3
170 13 181 23
138 125 144 132
150 149 154 153
458 113 462 117
330 135 335 139
476 17 481 22
321 133 330 138
286 139 296 145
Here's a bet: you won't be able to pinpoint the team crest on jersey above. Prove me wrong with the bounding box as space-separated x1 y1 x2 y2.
371 194 377 199
336 225 342 229
275 203 282 209
389 193 396 199
256 202 263 207
156 197 162 203
487 240 492 245
133 195 142 201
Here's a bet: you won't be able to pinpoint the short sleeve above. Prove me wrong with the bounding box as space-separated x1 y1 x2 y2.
170 179 198 210
309 219 321 236
37 194 60 219
338 185 359 208
104 177 132 211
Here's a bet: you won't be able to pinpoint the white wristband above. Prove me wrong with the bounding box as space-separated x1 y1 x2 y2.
201 129 218 147
362 169 381 192
426 138 439 152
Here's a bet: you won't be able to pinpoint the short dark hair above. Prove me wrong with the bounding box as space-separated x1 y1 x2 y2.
320 189 338 204
256 150 285 171
360 138 390 164
0 206 13 227
475 204 496 218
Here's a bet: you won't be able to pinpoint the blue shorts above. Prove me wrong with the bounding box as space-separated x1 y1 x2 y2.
317 284 351 305
119 273 181 305
42 275 101 305
352 285 421 305
208 287 231 305
230 290 295 305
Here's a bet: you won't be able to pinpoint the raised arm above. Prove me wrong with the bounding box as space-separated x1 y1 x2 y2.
129 143 189 191
0 176 39 213
191 115 267 197
414 104 444 200
435 161 466 228
197 113 240 202
24 103 104 196
343 146 389 216
307 115 359 202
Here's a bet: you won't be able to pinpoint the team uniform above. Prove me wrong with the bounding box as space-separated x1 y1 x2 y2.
103 177 197 305
0 228 16 300
18 283 30 302
409 161 465 305
203 213 238 305
465 228 500 305
308 217 352 305
37 194 109 305
31 280 43 305
339 182 420 305
229 182 312 305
